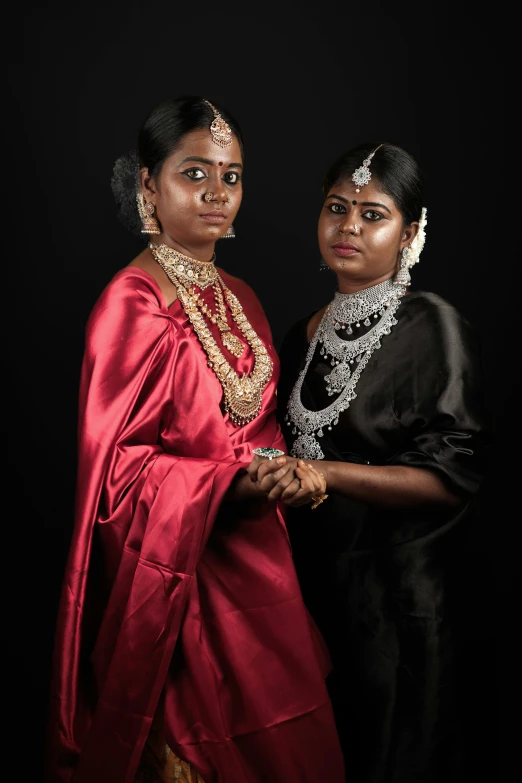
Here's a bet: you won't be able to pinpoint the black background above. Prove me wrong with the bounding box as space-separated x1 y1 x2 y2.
8 1 517 779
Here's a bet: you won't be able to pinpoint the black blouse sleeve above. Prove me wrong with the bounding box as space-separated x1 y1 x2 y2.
389 293 491 496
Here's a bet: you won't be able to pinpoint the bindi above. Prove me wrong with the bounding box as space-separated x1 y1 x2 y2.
352 200 357 205
218 161 223 166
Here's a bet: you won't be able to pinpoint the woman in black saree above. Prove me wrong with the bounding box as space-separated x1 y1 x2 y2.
277 142 490 783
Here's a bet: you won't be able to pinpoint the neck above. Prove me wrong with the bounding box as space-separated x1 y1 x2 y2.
156 232 216 263
336 271 394 295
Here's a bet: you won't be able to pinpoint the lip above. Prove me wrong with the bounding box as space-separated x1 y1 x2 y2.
332 242 359 257
200 211 226 223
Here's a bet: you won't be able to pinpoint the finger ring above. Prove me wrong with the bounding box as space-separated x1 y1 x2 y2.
311 492 329 510
252 447 285 460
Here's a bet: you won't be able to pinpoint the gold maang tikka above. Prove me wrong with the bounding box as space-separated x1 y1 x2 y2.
351 143 383 193
203 100 233 148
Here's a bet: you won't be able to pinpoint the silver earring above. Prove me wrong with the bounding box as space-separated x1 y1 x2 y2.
319 257 329 271
219 224 235 239
394 246 412 286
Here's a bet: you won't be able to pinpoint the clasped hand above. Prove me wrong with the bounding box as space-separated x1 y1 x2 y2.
247 455 326 507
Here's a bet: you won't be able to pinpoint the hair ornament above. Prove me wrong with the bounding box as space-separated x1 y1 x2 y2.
351 143 383 192
203 100 233 148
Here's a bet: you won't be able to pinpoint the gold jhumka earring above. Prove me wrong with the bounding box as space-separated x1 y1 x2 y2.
136 192 160 234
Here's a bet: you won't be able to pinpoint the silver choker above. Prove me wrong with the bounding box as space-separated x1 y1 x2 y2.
285 279 405 460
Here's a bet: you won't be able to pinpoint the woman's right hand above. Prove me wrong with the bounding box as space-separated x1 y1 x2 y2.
247 456 326 506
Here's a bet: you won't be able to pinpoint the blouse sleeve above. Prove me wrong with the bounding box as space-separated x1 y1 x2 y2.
389 293 491 496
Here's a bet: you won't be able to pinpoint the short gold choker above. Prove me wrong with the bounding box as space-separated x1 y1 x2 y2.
149 243 217 290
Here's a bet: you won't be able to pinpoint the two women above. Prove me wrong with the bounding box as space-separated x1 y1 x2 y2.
277 142 489 782
46 96 342 783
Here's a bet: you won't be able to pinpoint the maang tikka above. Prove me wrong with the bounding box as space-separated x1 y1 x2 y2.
351 144 383 193
203 100 233 148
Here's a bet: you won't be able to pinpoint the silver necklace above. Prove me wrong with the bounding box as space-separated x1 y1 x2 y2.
285 280 405 460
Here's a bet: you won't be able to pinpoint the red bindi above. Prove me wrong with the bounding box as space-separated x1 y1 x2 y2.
218 161 223 166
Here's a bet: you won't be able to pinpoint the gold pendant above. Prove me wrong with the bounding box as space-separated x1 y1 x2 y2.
221 330 245 358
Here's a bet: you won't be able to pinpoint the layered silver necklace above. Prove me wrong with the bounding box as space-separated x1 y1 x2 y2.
285 278 406 459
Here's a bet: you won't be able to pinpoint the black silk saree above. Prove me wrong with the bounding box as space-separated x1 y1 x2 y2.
277 291 490 783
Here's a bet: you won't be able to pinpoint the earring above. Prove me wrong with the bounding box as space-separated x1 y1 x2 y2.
319 257 329 271
219 224 235 239
136 192 161 235
394 246 412 286
204 192 214 202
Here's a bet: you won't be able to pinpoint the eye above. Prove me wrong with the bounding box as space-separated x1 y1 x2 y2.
327 202 346 214
183 167 206 180
362 209 384 221
223 170 241 185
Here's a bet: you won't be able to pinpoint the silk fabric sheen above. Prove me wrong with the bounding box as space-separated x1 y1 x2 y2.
278 292 490 782
47 267 344 783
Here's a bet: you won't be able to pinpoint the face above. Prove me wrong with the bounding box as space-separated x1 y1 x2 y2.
318 175 418 293
141 128 243 257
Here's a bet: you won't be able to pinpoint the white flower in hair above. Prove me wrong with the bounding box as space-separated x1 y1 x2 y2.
408 207 427 267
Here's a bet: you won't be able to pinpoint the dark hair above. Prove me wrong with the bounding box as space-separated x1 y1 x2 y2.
138 95 244 177
322 142 424 225
111 95 244 237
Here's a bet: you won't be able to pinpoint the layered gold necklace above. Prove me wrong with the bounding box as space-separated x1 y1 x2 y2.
150 243 273 426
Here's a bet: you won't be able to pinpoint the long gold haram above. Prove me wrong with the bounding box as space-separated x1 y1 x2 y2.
150 245 273 426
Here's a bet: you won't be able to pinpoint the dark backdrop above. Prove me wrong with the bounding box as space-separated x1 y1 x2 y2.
8 1 516 779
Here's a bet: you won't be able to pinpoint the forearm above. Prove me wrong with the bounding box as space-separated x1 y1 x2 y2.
311 461 462 509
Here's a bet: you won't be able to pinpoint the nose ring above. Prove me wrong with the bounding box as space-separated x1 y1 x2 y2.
352 224 360 235
204 192 214 203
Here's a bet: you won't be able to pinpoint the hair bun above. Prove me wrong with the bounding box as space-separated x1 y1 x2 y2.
110 150 142 237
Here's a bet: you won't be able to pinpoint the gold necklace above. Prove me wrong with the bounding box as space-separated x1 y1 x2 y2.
150 243 273 426
150 243 218 289
150 242 244 357
192 283 245 358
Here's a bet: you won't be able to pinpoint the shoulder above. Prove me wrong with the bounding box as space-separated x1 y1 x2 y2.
93 267 164 312
399 290 475 341
218 268 267 318
219 267 257 298
398 290 481 377
86 268 171 350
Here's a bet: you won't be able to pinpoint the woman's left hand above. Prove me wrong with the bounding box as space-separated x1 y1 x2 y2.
279 461 327 507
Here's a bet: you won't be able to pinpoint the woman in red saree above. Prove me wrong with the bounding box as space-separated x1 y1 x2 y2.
46 96 344 783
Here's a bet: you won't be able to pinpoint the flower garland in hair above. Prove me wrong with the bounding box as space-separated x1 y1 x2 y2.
409 207 427 268
110 149 143 237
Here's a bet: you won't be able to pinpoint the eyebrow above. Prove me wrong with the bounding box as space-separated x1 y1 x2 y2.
179 156 243 169
326 193 392 215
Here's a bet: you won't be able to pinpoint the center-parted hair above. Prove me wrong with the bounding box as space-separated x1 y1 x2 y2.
111 95 244 237
138 95 244 177
322 142 424 225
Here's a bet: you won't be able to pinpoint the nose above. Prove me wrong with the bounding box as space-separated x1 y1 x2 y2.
205 174 229 204
338 219 360 236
